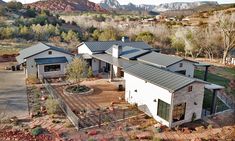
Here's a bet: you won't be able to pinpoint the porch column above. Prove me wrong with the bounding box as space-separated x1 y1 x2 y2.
204 66 209 81
210 89 217 115
109 65 113 82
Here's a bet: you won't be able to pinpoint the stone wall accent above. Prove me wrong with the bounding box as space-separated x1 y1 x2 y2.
170 82 205 127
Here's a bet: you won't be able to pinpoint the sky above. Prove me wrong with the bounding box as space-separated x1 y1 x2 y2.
3 0 235 5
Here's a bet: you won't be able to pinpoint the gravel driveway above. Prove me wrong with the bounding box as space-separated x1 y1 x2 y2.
0 70 28 118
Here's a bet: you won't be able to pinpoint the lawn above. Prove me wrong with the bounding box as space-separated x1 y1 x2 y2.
194 67 234 112
194 68 235 96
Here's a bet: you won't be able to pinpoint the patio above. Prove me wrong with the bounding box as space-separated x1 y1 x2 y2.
50 79 141 129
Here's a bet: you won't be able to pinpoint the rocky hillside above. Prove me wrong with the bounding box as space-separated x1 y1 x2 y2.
100 0 121 9
26 0 106 12
153 1 219 12
99 0 219 12
100 0 155 11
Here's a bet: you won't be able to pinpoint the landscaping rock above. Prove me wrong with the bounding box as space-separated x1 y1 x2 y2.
88 130 98 136
136 132 152 139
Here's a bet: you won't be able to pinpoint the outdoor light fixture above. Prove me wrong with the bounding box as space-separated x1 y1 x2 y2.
153 99 157 102
134 89 137 92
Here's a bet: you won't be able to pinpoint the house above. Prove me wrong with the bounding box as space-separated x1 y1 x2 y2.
16 42 73 78
124 63 205 127
226 49 235 65
77 38 209 127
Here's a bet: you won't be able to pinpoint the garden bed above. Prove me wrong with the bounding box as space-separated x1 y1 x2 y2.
64 85 94 95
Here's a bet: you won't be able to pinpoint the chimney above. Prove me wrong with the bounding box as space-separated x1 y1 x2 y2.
121 36 129 42
112 44 122 58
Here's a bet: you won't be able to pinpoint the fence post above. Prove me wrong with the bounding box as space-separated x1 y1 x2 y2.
98 113 101 128
123 109 125 119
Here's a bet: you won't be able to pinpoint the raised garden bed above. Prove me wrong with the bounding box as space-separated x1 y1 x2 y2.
64 85 94 95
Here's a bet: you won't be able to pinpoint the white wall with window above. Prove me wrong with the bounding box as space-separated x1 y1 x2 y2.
124 72 172 127
124 72 205 127
167 60 195 78
25 50 72 78
38 63 67 78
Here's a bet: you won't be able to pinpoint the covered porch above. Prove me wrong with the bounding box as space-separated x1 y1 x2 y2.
203 84 227 116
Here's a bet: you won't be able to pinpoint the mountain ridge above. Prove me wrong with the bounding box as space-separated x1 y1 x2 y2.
26 0 107 12
99 0 219 12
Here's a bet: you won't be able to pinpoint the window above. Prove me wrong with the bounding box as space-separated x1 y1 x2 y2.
188 86 193 92
179 63 183 67
157 99 170 121
48 51 52 55
44 65 61 72
173 103 186 122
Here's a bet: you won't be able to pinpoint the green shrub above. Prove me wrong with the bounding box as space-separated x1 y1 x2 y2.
87 66 93 78
153 137 162 141
45 98 59 115
31 127 43 136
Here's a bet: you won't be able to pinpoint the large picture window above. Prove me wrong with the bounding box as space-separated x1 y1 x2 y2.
44 65 61 72
173 103 186 122
157 99 170 121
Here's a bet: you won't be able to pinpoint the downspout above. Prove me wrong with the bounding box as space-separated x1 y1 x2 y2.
169 91 175 128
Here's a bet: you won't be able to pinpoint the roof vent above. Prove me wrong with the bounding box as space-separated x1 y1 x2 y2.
112 44 122 58
122 36 130 42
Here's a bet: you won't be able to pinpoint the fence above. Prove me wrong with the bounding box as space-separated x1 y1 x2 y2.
217 92 235 110
40 77 134 131
42 78 80 130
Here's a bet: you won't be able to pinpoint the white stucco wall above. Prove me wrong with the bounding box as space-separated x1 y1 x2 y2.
38 63 67 78
170 82 205 127
25 50 72 78
124 72 172 127
167 60 195 77
77 44 93 55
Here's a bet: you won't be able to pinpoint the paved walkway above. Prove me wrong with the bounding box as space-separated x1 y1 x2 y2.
0 70 28 118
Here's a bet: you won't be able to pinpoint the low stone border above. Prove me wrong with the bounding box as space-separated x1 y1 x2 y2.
63 85 94 95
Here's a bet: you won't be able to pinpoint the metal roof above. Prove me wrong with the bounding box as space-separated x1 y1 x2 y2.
35 57 68 65
76 53 92 59
91 54 137 68
82 41 152 53
16 42 72 64
137 52 184 68
124 63 205 92
105 46 150 60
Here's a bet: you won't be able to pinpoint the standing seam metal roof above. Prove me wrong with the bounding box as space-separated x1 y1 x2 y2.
16 42 72 64
137 52 184 68
105 46 150 60
83 41 152 53
124 63 204 92
91 54 138 68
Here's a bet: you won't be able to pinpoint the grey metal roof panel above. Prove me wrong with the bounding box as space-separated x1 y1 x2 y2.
19 42 50 59
83 41 152 53
16 55 25 64
35 57 68 65
18 42 72 60
137 52 183 68
124 63 200 92
91 54 137 68
105 46 151 60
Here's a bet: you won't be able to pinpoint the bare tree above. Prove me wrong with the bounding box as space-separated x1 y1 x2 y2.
175 27 203 58
213 12 235 64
